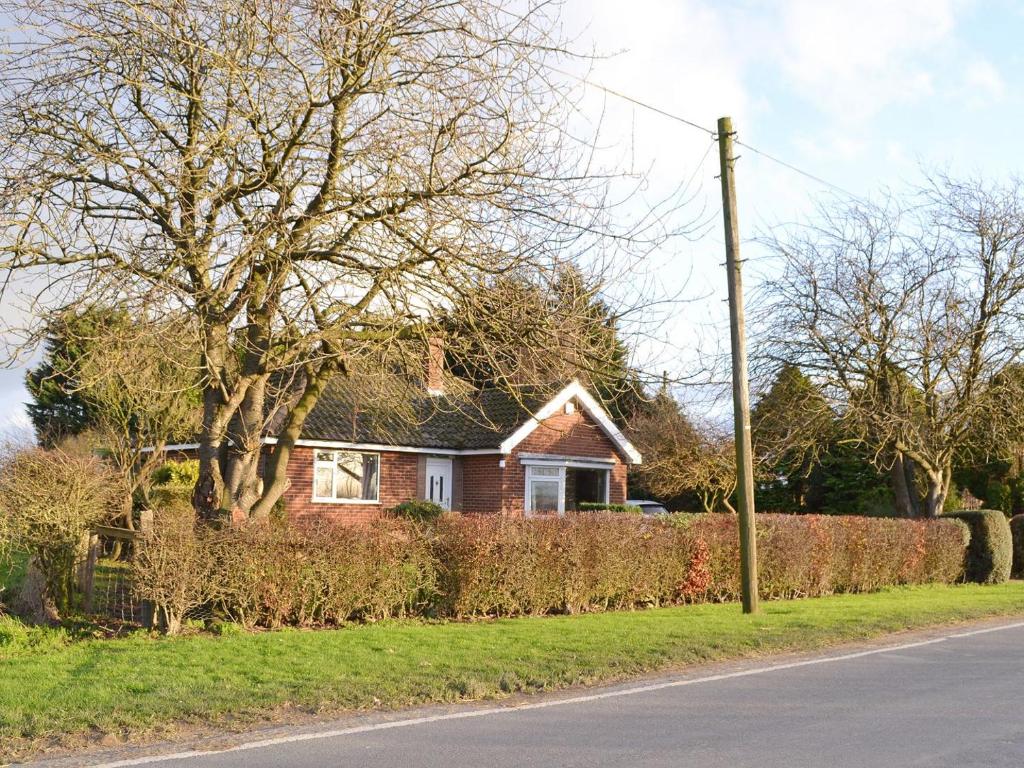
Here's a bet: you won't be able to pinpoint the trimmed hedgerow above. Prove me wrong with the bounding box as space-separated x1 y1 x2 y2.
429 514 708 617
133 519 436 631
390 500 445 523
941 510 1012 584
210 521 436 628
670 513 969 602
134 512 970 631
577 502 643 514
1008 514 1024 579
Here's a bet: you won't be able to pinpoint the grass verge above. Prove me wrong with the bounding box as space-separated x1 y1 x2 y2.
2 582 1024 757
0 549 28 602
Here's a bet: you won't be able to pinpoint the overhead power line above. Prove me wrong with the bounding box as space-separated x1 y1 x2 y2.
559 68 866 203
553 67 717 138
732 140 866 202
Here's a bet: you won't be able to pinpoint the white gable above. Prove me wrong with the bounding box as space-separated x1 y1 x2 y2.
498 381 642 464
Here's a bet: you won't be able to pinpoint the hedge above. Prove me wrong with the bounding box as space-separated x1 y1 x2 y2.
672 513 969 601
132 512 970 631
577 502 643 514
430 514 704 616
941 510 1012 584
1010 514 1024 579
390 500 445 523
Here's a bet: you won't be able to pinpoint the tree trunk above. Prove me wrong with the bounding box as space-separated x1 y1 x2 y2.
224 374 269 517
193 324 234 522
15 560 61 625
890 452 921 517
249 365 332 519
923 466 951 518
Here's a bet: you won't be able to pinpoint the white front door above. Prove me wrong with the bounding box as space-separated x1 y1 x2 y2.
425 458 453 511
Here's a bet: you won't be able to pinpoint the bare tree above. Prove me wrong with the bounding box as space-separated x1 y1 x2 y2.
0 1 682 520
0 446 121 621
629 393 739 513
74 315 201 523
759 176 1024 517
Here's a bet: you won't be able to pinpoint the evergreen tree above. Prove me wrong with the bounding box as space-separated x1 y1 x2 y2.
25 307 128 447
751 365 833 511
442 266 646 425
752 365 894 515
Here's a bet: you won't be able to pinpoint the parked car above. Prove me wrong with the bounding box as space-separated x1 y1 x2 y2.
627 499 669 516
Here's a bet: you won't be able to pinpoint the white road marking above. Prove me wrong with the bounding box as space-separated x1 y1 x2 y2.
84 620 1024 768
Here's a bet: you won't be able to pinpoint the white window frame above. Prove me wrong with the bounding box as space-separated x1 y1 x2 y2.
524 464 566 516
520 454 613 511
311 449 381 504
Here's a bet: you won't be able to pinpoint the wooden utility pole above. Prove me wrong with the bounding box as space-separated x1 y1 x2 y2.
717 116 759 614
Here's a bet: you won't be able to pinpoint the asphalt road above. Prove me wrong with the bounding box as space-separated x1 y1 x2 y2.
56 621 1024 768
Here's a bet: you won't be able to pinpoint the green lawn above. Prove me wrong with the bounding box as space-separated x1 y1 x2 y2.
2 583 1024 757
0 550 28 599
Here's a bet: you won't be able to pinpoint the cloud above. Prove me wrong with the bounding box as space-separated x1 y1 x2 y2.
773 0 959 119
563 0 749 188
962 59 1006 105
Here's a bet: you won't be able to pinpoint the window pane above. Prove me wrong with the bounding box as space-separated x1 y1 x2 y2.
334 452 363 499
314 466 333 499
361 454 379 501
322 451 379 501
531 480 560 512
529 466 560 477
312 451 379 501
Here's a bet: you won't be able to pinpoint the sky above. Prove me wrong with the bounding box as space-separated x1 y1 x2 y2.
2 0 1023 433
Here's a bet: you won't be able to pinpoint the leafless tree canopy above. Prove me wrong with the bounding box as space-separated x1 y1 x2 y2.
629 393 739 514
0 0 681 519
74 314 201 521
0 445 121 620
758 176 1024 517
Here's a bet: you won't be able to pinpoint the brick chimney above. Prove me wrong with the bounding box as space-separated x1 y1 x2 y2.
426 336 445 396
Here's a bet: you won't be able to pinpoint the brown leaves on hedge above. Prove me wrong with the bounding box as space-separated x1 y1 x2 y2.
133 512 969 630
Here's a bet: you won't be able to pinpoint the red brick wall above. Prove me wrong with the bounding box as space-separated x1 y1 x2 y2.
281 447 418 525
460 454 505 513
516 407 625 460
610 462 627 505
498 403 629 515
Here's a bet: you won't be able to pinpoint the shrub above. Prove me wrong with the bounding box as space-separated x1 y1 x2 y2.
131 498 216 634
430 514 707 617
134 510 971 632
150 459 199 490
577 503 642 514
211 520 435 628
390 500 445 523
1009 514 1024 579
432 513 969 616
147 459 199 509
0 448 121 622
942 510 1012 584
670 513 968 601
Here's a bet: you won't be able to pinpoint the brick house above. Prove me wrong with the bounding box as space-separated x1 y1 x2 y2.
159 348 642 524
271 376 642 524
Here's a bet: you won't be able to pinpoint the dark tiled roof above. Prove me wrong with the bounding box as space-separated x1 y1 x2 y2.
300 376 557 450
